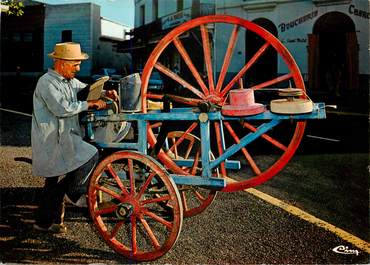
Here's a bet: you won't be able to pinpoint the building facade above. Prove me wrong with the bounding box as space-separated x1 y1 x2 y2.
1 0 132 78
121 0 215 71
127 0 368 110
217 0 369 99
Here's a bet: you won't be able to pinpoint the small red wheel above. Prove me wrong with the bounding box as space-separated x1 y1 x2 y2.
141 15 307 192
164 131 218 217
88 151 183 261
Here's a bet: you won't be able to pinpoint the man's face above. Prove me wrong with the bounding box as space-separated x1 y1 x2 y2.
57 60 81 80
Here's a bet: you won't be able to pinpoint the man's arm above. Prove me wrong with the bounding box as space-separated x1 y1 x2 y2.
37 79 106 117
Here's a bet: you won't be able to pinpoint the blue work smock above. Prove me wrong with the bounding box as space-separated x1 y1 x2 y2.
31 69 97 177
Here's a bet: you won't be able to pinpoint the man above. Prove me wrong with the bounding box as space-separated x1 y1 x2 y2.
32 42 117 233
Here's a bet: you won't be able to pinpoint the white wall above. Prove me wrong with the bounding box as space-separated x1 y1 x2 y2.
101 19 126 40
216 0 370 76
351 0 370 75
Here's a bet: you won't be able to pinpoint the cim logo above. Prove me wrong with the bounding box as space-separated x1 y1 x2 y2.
332 245 360 256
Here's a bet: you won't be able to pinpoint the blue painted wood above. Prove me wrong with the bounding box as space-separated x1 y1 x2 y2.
200 117 211 178
86 122 94 141
170 175 226 190
94 142 140 150
137 119 147 154
89 103 325 123
82 102 326 187
209 119 281 170
174 158 240 169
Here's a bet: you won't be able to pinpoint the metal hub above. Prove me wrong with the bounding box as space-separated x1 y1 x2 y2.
115 203 134 219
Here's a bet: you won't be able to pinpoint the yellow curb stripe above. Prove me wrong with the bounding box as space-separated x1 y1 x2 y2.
225 177 370 253
247 188 370 254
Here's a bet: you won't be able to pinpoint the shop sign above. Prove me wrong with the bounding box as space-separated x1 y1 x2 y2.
349 4 370 19
278 10 318 32
162 9 191 30
286 38 307 43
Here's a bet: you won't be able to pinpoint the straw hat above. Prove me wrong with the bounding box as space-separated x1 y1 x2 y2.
48 42 89 60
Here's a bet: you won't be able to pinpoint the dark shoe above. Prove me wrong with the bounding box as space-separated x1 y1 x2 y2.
33 223 67 234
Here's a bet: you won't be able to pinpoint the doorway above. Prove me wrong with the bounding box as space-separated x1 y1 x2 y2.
245 18 278 88
309 12 358 97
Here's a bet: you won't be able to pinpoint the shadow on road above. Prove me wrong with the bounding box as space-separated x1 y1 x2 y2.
0 187 131 264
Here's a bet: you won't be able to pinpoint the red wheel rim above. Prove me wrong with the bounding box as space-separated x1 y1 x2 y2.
88 151 183 261
141 15 306 192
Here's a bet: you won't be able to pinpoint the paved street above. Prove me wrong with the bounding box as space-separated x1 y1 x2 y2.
0 109 369 264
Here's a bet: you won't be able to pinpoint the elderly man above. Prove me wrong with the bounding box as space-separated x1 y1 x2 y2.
32 42 117 233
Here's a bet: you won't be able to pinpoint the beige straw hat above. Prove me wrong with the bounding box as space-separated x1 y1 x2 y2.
48 42 89 60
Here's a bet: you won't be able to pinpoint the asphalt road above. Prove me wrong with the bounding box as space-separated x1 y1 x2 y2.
0 110 369 264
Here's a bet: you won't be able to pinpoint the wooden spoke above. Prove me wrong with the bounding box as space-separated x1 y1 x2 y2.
146 93 164 100
141 195 171 205
190 150 200 175
139 216 161 250
171 137 178 157
221 42 270 97
224 122 261 175
193 190 206 202
95 204 118 216
251 73 293 90
131 215 138 254
200 24 215 93
143 209 173 229
154 62 206 99
181 191 188 212
95 185 123 201
150 122 162 129
136 171 156 200
216 25 239 92
110 220 125 239
166 94 204 106
128 159 135 195
242 122 287 151
173 37 209 96
184 139 194 159
167 122 198 153
106 164 129 196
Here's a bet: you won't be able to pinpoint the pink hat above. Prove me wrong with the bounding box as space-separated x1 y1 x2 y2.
222 89 265 116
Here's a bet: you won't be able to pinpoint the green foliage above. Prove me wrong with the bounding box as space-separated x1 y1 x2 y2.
2 0 24 16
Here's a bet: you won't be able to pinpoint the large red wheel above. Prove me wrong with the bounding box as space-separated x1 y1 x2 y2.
88 151 183 261
141 15 306 192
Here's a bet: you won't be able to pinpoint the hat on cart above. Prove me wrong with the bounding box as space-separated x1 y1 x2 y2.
222 89 266 116
48 42 89 60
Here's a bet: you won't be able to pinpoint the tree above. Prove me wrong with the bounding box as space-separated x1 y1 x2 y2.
1 0 24 16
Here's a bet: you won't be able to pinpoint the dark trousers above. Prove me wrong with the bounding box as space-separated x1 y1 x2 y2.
35 153 98 227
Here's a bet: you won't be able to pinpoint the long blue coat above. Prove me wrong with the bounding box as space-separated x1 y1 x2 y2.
31 69 97 177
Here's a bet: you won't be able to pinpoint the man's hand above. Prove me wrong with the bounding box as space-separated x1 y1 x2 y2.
105 90 119 101
88 99 107 110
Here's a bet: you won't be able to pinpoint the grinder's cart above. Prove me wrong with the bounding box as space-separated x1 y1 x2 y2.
82 15 326 261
